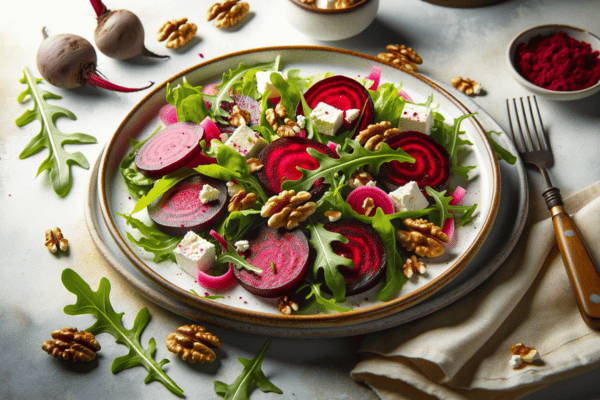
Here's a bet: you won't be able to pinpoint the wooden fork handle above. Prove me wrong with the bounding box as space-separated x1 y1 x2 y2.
550 205 600 330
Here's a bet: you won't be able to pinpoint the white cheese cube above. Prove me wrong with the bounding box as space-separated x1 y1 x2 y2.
389 181 430 212
344 108 360 124
174 231 216 278
226 180 244 197
224 124 267 158
397 103 434 135
309 102 344 136
255 71 283 98
234 240 250 253
296 114 306 129
199 184 220 204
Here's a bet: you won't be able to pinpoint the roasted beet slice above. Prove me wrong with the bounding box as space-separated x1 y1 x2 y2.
148 175 227 236
324 219 386 296
135 122 204 178
295 75 375 135
379 131 451 195
257 136 336 196
217 94 261 133
233 225 310 298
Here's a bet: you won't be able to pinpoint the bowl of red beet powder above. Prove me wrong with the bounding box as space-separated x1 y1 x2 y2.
507 25 600 100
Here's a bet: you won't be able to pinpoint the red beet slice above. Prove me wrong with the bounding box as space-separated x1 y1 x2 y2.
135 122 204 179
257 137 336 196
325 219 387 296
148 175 227 236
217 94 262 133
379 131 451 195
346 186 395 217
295 75 375 135
233 225 310 298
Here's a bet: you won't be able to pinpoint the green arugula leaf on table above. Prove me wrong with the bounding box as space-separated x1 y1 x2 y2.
282 139 414 193
61 268 184 397
214 339 282 400
306 217 355 303
15 66 97 197
119 213 181 263
296 281 353 313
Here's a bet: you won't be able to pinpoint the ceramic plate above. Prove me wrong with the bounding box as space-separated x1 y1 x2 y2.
97 46 501 330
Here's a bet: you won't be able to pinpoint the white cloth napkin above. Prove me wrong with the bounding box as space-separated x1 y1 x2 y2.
351 180 600 400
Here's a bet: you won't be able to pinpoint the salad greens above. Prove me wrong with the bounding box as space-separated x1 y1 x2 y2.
119 57 514 313
61 268 184 397
214 339 282 399
15 66 97 197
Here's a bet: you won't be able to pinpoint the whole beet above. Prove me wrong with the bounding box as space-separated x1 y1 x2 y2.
36 28 153 92
91 0 167 60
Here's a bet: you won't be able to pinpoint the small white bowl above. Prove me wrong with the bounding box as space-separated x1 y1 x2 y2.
506 24 600 101
282 0 379 41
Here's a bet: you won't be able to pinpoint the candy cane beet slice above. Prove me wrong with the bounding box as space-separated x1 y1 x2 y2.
295 75 375 135
257 136 336 196
379 131 451 195
148 175 228 236
233 225 310 298
325 219 387 296
135 122 205 178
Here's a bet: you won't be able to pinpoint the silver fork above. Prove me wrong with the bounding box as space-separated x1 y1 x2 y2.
507 96 600 329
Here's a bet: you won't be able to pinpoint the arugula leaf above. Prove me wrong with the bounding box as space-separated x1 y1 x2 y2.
195 144 268 202
214 339 282 400
219 208 262 243
166 78 211 123
487 130 517 165
369 82 407 126
297 281 353 313
282 139 414 193
15 66 97 197
425 187 478 227
285 68 334 93
431 113 476 179
215 236 263 274
306 217 354 303
119 213 181 263
131 168 195 214
120 130 160 200
61 268 184 397
190 289 225 300
269 72 302 119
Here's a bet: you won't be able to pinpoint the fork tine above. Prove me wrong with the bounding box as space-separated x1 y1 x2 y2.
506 98 528 153
527 96 549 152
518 97 537 152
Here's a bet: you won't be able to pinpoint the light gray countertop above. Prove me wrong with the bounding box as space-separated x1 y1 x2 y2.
1 0 599 398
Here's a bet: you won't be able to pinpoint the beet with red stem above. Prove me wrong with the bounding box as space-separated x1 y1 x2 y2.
36 28 153 92
90 0 168 60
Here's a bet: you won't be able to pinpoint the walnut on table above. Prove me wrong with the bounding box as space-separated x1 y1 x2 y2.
166 324 221 364
377 44 423 72
42 327 100 362
509 343 541 369
45 227 68 254
207 0 250 28
451 76 483 96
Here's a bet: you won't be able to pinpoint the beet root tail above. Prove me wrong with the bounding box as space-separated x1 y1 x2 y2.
85 70 154 92
142 47 170 59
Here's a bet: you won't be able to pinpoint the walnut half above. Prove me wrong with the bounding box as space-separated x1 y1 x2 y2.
397 218 449 258
166 324 221 364
42 327 100 362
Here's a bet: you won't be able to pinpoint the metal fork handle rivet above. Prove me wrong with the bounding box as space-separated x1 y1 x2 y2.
542 186 563 209
591 294 600 304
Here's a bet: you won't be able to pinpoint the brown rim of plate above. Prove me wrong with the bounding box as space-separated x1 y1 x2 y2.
289 0 373 14
98 45 501 329
422 0 508 7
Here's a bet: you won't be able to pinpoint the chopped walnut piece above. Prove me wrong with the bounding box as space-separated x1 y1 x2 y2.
266 104 300 137
402 255 426 278
42 327 100 362
208 0 250 28
355 121 402 150
324 210 342 222
45 227 68 253
377 45 422 72
261 190 316 229
166 324 221 364
228 105 251 127
397 218 449 258
451 76 483 96
361 197 375 216
510 343 541 366
349 170 375 188
334 0 355 8
246 157 263 173
278 295 299 315
228 189 257 212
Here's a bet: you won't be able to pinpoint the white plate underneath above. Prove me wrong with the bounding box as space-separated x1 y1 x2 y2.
85 90 527 338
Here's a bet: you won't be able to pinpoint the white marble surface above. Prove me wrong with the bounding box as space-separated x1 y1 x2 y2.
1 0 600 398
